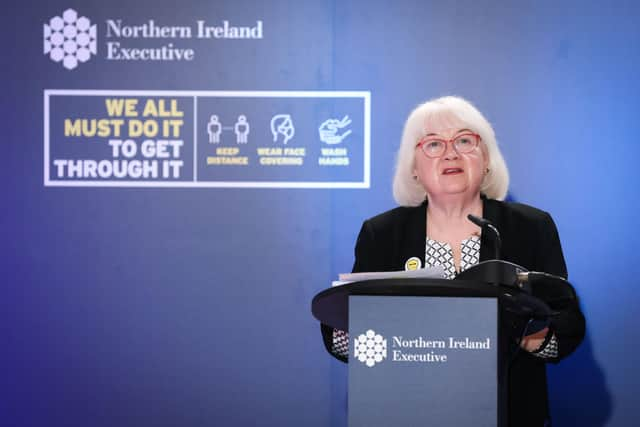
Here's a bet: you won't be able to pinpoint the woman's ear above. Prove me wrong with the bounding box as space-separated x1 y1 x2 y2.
481 144 490 171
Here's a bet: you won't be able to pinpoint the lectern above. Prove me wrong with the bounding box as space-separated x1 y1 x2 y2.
311 261 576 427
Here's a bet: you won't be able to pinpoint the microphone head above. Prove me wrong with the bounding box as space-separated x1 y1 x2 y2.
467 214 488 228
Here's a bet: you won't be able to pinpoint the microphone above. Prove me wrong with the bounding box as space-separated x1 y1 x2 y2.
467 214 502 260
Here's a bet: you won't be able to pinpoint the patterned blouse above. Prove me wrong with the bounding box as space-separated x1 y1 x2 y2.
331 236 558 359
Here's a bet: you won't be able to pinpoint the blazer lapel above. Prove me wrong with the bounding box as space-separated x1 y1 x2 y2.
398 202 427 269
398 198 501 268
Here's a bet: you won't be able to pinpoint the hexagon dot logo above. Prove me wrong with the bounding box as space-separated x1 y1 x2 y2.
353 329 387 367
44 9 96 70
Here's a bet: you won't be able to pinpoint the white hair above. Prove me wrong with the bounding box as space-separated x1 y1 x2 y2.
392 96 509 206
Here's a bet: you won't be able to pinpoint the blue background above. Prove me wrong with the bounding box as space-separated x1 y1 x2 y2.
2 0 638 426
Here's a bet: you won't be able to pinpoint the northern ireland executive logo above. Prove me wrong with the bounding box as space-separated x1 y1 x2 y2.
44 9 97 70
354 329 387 367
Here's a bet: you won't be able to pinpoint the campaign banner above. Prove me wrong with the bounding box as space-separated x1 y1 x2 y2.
45 90 370 188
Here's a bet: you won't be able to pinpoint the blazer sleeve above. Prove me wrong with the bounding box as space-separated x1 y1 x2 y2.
320 220 378 363
536 212 586 362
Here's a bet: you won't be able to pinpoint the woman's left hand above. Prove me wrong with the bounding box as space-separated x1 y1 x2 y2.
520 327 549 352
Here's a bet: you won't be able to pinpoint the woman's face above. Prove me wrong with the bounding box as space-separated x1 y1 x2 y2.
413 122 488 200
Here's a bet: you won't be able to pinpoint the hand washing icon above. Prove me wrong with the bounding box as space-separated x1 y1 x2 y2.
319 115 352 145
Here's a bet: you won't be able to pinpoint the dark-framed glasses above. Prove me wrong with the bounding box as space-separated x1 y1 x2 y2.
416 131 481 158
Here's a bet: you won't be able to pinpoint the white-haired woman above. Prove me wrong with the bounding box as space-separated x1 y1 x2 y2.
321 96 585 427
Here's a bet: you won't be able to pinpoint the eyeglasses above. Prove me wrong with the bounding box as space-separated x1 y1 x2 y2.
416 131 481 158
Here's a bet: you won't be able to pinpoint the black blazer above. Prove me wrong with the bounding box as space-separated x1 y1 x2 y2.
322 197 585 427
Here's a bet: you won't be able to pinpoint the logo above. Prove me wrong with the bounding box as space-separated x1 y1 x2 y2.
354 329 387 367
44 9 97 70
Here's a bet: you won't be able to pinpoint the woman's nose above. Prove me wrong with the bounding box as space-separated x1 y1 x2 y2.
443 141 459 159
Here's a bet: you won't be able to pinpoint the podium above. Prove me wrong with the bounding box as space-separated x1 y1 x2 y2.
311 262 576 427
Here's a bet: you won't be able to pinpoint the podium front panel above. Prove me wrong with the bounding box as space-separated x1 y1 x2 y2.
348 296 497 427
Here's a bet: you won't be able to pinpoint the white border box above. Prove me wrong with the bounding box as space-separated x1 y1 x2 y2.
44 90 370 189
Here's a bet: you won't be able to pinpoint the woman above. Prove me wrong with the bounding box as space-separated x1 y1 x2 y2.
321 96 585 427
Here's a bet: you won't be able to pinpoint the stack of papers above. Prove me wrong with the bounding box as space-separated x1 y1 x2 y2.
332 266 445 287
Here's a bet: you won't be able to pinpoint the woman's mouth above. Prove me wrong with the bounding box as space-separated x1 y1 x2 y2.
442 168 463 175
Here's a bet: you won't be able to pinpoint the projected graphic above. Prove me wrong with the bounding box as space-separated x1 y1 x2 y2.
44 90 370 188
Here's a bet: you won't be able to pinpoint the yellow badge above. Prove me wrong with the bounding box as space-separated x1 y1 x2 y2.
404 257 422 271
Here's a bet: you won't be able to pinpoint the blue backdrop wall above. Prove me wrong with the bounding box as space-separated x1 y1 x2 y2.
2 0 638 426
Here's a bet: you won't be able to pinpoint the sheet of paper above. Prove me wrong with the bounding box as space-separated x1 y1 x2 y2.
333 265 446 286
